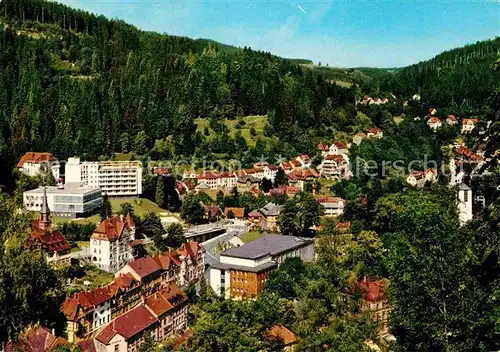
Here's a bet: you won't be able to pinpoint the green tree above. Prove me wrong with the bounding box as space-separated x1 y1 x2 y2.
273 168 287 187
119 132 130 153
180 194 205 224
164 223 185 249
155 176 165 208
133 130 148 155
99 194 112 221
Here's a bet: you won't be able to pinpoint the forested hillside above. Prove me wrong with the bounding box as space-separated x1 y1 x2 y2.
0 0 356 187
382 38 500 106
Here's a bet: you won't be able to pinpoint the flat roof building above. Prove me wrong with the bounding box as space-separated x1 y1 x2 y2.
209 234 315 300
23 182 102 218
65 157 142 197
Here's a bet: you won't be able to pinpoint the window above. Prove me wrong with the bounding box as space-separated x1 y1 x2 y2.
114 344 120 352
464 190 469 202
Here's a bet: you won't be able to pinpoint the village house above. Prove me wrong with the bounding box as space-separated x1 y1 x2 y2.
217 171 237 189
279 161 294 174
319 154 350 180
446 114 458 125
17 152 60 180
427 117 442 131
287 168 320 190
462 118 479 133
204 205 222 220
406 169 437 187
237 175 260 192
247 210 262 225
353 132 366 146
428 107 437 116
458 183 473 225
94 283 188 352
5 326 69 352
296 154 312 168
62 242 204 342
335 221 352 232
209 234 315 299
259 202 281 232
182 170 197 180
317 197 345 217
367 128 383 139
269 185 301 197
196 171 219 190
265 324 299 351
317 143 329 155
224 207 245 219
262 164 278 182
90 214 136 273
356 279 390 335
25 187 72 267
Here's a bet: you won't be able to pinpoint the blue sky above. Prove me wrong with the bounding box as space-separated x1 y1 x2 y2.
55 0 499 67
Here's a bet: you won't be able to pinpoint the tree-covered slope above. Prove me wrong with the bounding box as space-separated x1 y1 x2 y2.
382 38 500 106
0 0 355 187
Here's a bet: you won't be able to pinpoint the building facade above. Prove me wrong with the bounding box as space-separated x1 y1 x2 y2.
356 279 390 335
209 234 315 299
65 157 142 197
17 152 60 180
62 242 204 343
90 215 136 273
24 183 102 218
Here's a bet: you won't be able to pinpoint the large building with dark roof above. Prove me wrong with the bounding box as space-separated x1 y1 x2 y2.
209 234 314 300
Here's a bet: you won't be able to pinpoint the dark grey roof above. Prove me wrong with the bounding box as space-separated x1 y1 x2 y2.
260 202 281 216
211 261 277 273
458 183 471 190
237 175 260 184
41 186 49 214
221 234 313 260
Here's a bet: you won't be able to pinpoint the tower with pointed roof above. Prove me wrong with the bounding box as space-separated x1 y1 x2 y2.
38 186 52 232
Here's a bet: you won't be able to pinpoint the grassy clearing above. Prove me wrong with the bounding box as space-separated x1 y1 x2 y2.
195 115 274 147
110 198 165 217
317 178 337 197
68 265 115 293
239 230 265 243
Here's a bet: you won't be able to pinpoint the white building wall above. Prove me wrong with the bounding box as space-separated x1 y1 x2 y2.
458 187 473 225
92 301 111 330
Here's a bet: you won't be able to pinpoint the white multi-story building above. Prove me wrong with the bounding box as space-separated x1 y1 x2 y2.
319 154 350 180
262 164 278 182
65 157 142 197
17 152 60 180
90 214 136 273
23 182 102 218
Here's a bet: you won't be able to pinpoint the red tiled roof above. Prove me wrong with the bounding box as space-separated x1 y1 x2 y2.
355 132 366 137
335 222 352 230
153 167 169 175
462 118 479 125
6 326 69 352
266 164 279 171
335 141 347 149
27 218 71 254
248 210 262 217
62 287 112 321
224 207 245 218
197 171 219 180
78 339 97 352
152 252 178 270
298 154 311 162
204 205 221 218
144 283 187 317
316 197 344 204
368 128 382 134
290 159 302 167
356 279 386 302
174 241 205 261
447 115 457 121
325 154 345 162
269 185 300 196
96 305 157 344
127 257 162 279
317 143 329 151
288 168 319 181
92 215 134 242
281 162 292 170
17 152 56 168
428 117 441 123
266 324 298 346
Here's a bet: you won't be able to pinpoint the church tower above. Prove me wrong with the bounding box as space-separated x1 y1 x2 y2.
38 186 52 232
